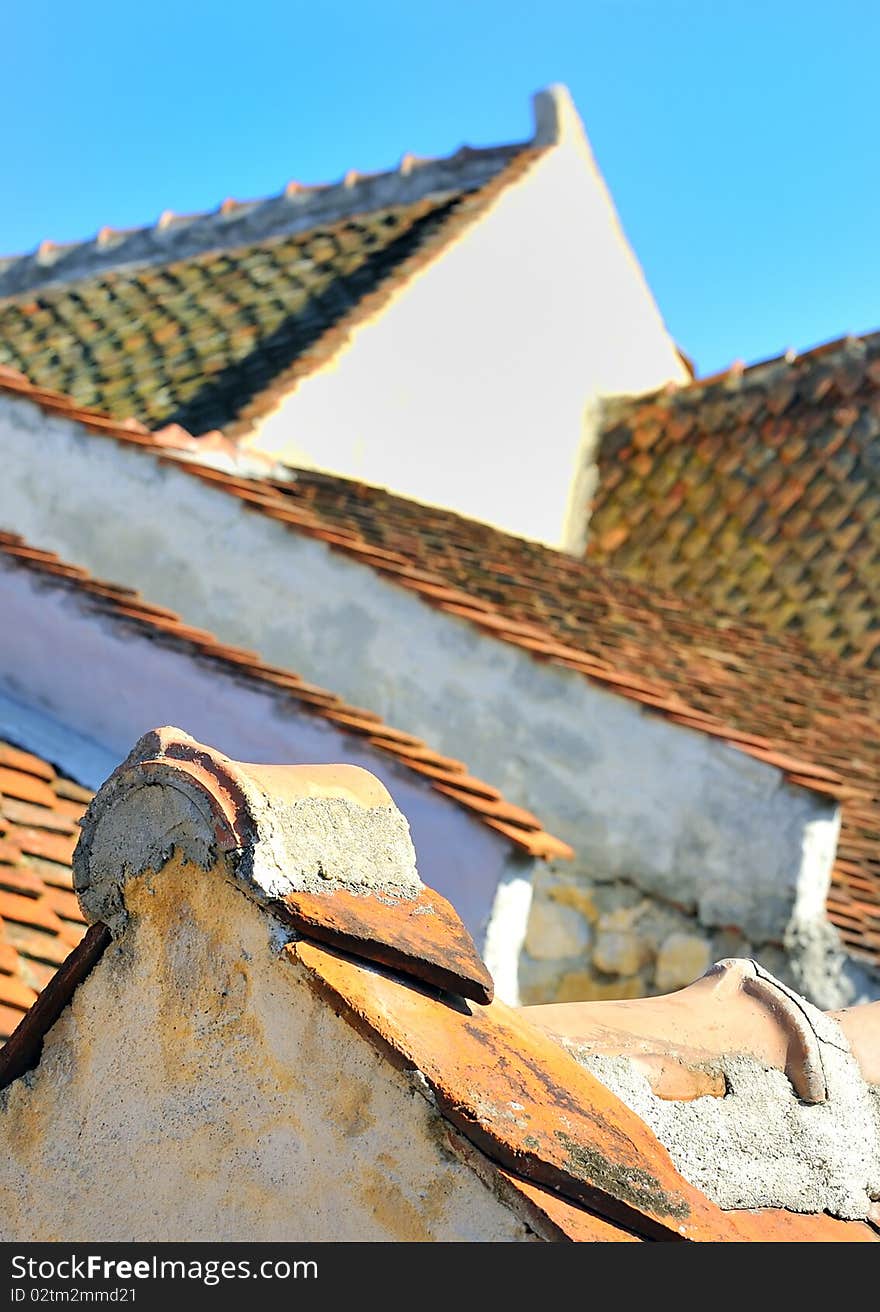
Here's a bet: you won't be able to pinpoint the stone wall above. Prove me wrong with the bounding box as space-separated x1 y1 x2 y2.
519 862 875 1009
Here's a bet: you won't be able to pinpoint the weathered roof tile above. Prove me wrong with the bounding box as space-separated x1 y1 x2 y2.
0 740 91 1043
591 330 880 669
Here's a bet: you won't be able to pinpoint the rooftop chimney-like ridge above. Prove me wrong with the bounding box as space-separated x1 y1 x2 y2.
0 102 541 299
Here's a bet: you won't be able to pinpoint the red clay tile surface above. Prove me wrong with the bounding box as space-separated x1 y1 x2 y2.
0 922 110 1088
0 741 90 1043
590 331 880 668
0 366 878 969
0 531 567 864
277 886 494 1004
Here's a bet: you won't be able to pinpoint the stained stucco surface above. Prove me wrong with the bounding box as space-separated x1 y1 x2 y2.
0 853 534 1242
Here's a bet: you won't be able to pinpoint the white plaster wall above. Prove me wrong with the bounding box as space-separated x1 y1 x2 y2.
246 122 686 547
0 396 838 948
0 561 526 962
0 855 533 1242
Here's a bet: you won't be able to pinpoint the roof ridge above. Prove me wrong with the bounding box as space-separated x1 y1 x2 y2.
605 325 880 414
0 82 588 303
0 368 864 789
0 526 571 862
0 141 527 301
224 146 546 438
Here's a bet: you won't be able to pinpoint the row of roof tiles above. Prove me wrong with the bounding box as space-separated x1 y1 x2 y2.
0 740 89 1042
0 139 524 292
0 529 570 866
591 328 880 667
0 365 878 967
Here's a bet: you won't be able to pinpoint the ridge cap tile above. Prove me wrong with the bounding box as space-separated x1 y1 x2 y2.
2 370 880 964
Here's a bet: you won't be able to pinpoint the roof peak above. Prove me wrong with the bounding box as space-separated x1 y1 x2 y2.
71 727 494 1007
0 85 579 301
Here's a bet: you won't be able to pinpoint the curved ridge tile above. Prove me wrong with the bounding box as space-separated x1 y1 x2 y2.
73 727 421 935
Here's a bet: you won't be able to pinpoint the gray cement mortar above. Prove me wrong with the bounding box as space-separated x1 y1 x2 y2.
569 999 880 1218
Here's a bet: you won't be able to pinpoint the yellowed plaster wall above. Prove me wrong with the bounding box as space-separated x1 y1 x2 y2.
246 107 686 548
0 854 533 1242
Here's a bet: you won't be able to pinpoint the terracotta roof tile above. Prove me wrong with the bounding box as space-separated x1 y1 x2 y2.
277 883 495 1006
0 532 565 863
292 938 710 1239
443 1126 644 1241
723 1209 878 1242
591 330 880 669
292 936 872 1242
0 739 91 1043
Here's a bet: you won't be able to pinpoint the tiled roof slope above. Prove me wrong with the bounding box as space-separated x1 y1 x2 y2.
0 370 877 968
0 741 89 1043
0 148 538 438
0 530 569 864
588 330 880 668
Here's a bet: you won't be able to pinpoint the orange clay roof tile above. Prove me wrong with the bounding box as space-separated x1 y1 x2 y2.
290 936 746 1241
441 1126 644 1242
0 532 565 864
277 885 494 1005
723 1209 879 1242
0 745 56 781
0 768 60 810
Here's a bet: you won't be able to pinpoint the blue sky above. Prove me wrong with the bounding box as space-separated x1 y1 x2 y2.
5 0 878 376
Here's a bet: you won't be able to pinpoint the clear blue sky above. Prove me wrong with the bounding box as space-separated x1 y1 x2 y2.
5 0 878 376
